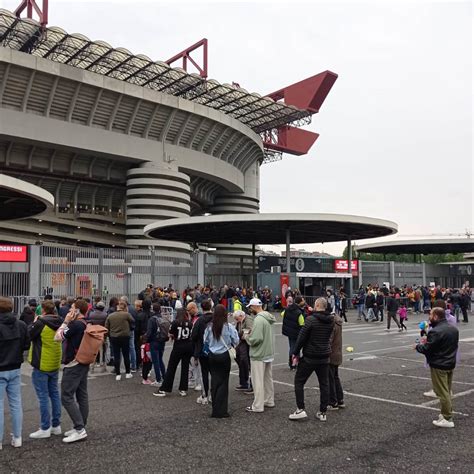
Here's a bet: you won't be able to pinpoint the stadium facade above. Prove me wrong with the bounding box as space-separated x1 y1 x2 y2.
0 8 337 296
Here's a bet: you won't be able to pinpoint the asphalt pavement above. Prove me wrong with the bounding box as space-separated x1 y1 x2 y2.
1 310 473 473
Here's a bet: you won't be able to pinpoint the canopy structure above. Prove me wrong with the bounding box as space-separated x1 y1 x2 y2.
356 238 474 255
145 213 397 287
0 173 54 220
144 213 397 245
0 9 313 134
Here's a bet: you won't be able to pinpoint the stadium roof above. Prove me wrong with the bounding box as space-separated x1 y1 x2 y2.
357 239 474 255
0 9 316 134
0 173 54 219
144 213 398 245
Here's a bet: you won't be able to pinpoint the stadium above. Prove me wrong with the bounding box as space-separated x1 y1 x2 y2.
0 5 337 296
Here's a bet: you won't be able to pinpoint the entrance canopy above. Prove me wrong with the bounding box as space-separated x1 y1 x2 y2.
357 238 474 255
144 213 397 245
0 174 54 220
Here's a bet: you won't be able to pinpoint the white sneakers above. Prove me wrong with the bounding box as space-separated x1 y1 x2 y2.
0 434 23 450
179 390 187 397
433 416 455 428
116 373 133 381
29 426 62 439
62 429 87 443
194 384 202 392
196 395 209 405
289 409 308 420
316 412 327 422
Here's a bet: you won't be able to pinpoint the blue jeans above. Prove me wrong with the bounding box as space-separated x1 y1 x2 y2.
357 304 366 319
31 368 61 430
288 337 298 368
129 330 137 370
150 341 166 382
0 369 22 440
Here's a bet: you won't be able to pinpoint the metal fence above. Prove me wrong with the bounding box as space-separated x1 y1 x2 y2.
38 245 199 302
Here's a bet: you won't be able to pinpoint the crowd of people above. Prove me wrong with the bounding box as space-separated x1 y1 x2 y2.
354 283 471 330
0 279 468 450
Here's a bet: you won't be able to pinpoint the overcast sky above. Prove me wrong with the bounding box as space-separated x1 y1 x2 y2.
3 0 472 256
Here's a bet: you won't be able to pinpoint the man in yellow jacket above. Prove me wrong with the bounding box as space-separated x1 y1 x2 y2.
28 300 63 439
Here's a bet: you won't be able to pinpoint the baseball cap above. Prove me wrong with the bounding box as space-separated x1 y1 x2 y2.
96 301 106 309
246 298 262 308
28 298 37 307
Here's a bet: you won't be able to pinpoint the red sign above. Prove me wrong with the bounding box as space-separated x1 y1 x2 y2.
0 244 28 262
280 273 290 307
335 259 358 272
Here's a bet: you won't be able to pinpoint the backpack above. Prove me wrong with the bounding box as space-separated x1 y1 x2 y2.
75 320 108 365
153 315 170 342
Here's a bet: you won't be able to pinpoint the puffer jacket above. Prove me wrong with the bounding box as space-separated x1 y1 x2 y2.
0 312 30 371
416 319 459 370
282 303 304 339
329 315 343 366
28 314 62 372
293 311 334 363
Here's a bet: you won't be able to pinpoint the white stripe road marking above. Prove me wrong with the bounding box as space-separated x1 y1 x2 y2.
340 367 474 386
420 388 474 407
376 355 474 369
229 372 469 416
361 340 380 344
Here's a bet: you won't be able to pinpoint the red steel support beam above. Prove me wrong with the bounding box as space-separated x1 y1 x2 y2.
14 0 48 27
264 70 338 155
268 70 338 113
165 38 208 78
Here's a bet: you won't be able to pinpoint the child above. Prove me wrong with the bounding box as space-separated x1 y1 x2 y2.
398 304 408 331
141 337 152 385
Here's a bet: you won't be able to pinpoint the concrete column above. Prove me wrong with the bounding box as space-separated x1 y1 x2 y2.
28 245 41 296
126 162 191 258
422 262 426 286
286 228 291 274
197 251 205 284
97 247 104 296
390 261 395 286
346 238 352 297
209 162 260 274
150 247 156 285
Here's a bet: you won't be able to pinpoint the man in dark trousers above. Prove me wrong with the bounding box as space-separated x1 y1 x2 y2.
414 307 459 428
289 297 334 422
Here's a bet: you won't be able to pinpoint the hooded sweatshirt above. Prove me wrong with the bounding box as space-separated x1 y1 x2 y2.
247 310 275 361
0 312 30 371
293 311 334 363
28 314 63 372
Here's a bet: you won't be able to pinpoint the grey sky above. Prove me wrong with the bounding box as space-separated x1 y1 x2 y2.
3 0 472 256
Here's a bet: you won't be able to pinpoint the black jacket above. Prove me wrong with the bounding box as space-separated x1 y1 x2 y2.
282 303 304 339
63 319 86 365
416 319 459 370
375 294 384 307
191 312 213 358
365 293 375 309
293 311 334 363
86 309 107 326
20 306 35 326
135 310 151 337
386 296 399 313
0 312 30 371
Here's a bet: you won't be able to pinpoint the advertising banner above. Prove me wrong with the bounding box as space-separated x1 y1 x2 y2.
280 273 290 307
334 259 358 273
0 244 28 262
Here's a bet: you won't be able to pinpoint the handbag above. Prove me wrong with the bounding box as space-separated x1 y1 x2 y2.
220 334 236 360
